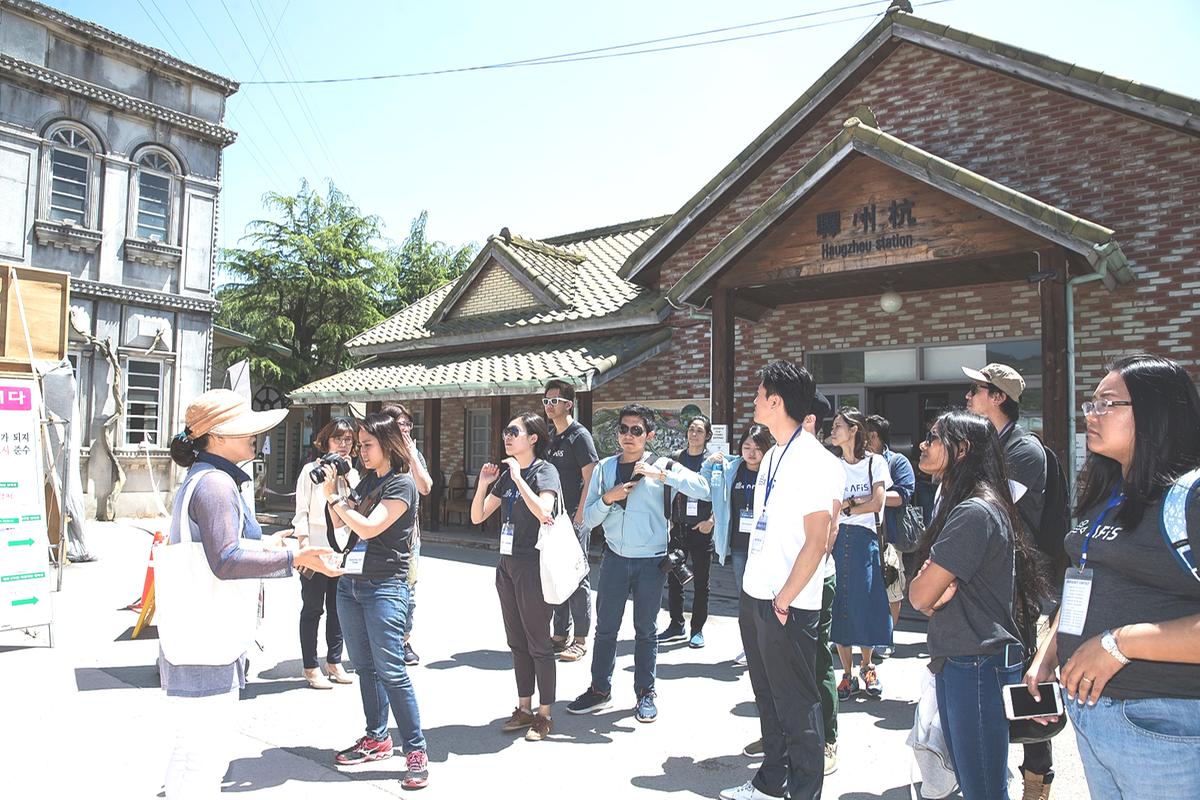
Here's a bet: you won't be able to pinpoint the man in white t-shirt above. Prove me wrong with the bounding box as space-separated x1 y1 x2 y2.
720 362 844 800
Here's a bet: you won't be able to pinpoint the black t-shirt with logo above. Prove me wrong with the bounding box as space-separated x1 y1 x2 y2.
547 421 599 517
1058 491 1200 699
489 459 561 558
729 462 758 553
673 450 713 526
350 470 417 580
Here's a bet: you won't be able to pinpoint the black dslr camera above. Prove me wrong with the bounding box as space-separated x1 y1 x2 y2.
309 453 351 484
659 547 694 585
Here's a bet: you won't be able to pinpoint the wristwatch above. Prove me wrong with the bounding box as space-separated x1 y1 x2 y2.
1100 629 1131 665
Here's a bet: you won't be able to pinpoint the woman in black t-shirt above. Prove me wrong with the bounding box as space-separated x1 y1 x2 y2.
323 413 429 790
1024 354 1200 798
471 411 562 741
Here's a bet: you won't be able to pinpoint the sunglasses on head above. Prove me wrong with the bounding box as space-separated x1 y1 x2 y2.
502 426 525 438
542 397 570 407
618 423 646 437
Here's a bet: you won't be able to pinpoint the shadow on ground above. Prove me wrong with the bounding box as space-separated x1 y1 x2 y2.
75 664 160 690
630 754 756 795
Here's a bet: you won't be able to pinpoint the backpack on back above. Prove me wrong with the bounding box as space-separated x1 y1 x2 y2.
1030 435 1071 584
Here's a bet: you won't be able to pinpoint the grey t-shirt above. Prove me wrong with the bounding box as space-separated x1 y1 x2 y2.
927 497 1021 671
1001 423 1046 543
1058 490 1200 700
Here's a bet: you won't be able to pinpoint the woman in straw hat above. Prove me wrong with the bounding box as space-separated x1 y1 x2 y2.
158 389 340 798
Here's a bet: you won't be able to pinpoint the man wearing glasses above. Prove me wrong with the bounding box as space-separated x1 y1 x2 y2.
542 380 600 663
567 403 710 723
961 362 1056 798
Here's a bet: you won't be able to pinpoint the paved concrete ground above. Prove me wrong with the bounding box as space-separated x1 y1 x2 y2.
1 520 1088 798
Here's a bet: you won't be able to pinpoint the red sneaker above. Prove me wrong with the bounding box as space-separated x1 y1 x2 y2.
335 735 393 765
401 749 429 790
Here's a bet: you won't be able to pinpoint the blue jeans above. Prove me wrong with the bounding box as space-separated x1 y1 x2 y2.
731 549 747 596
591 547 665 698
336 576 426 753
1064 691 1200 798
935 650 1023 800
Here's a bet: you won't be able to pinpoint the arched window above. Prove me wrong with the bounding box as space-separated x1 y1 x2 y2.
47 126 95 225
135 150 178 241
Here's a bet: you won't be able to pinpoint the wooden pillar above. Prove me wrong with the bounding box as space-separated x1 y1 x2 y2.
577 390 593 430
711 287 736 428
312 403 331 434
484 395 511 533
427 398 442 529
1038 248 1070 466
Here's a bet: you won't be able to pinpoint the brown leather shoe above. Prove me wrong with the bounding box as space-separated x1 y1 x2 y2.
1021 769 1052 800
501 707 536 732
524 714 552 741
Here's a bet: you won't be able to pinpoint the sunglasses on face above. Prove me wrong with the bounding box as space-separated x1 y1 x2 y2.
502 426 525 439
542 397 570 407
618 423 646 437
923 429 939 446
966 384 992 397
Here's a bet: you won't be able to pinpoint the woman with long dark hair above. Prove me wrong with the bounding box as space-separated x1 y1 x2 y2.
829 407 893 700
324 412 429 790
1025 354 1200 798
292 416 359 689
471 411 562 741
909 410 1047 800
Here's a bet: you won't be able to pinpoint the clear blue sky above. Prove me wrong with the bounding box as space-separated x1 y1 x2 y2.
53 0 1200 258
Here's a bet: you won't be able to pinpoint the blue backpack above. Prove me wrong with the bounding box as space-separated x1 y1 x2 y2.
1161 466 1200 584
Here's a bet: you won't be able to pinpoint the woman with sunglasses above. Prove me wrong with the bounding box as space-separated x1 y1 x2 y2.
910 411 1046 800
1024 354 1200 798
472 411 562 741
829 407 893 700
292 416 360 689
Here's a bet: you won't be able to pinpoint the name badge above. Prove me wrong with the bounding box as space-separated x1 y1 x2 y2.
343 542 367 575
750 512 768 554
500 522 515 556
738 509 754 534
686 498 699 517
1058 568 1093 636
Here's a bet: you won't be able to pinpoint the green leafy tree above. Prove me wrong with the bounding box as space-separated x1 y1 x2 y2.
216 181 394 389
385 210 477 314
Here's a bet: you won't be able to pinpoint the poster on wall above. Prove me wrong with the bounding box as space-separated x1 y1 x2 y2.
592 398 711 459
0 377 52 633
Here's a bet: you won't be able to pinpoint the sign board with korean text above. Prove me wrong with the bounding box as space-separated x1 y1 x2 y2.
719 157 1044 288
0 377 51 633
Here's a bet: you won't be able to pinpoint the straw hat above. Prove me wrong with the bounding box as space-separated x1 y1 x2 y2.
184 389 287 438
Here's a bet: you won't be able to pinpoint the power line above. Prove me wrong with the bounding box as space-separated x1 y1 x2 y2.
241 1 951 86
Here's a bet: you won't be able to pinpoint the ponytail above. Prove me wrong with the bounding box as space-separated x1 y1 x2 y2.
169 428 209 467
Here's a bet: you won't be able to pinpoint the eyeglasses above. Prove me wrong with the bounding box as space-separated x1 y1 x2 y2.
332 434 355 444
542 397 571 407
396 420 413 430
1082 399 1133 417
618 423 646 437
502 426 525 438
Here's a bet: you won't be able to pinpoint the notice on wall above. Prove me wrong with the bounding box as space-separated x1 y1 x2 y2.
709 424 730 456
0 377 51 633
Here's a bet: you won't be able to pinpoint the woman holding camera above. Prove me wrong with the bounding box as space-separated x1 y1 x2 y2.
324 412 429 790
161 389 340 798
471 411 562 741
909 410 1046 800
292 417 360 689
1024 354 1200 798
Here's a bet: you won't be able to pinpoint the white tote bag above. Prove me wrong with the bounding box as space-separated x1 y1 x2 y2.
537 511 589 605
156 470 260 666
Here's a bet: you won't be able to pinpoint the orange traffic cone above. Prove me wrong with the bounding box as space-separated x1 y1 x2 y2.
125 530 165 611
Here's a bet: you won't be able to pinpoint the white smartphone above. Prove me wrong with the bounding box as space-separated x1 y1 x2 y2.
1003 682 1063 720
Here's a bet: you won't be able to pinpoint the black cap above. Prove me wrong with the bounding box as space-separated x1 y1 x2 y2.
810 390 832 420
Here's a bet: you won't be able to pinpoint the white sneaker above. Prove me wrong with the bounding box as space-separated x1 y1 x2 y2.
718 780 783 800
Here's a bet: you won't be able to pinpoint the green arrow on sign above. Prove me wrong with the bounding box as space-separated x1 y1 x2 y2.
7 539 34 547
11 597 38 606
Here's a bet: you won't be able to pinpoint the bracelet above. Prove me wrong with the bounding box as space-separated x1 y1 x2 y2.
772 600 790 616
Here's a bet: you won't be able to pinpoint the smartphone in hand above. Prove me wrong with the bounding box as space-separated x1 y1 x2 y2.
1003 682 1062 720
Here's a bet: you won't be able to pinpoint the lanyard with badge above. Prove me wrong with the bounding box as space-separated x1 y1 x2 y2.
343 475 391 575
1058 488 1123 636
751 428 803 554
737 465 756 534
500 489 516 556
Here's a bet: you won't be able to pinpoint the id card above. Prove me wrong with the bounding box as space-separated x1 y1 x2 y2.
738 510 754 534
750 512 768 554
343 542 367 575
500 522 515 556
1058 568 1093 636
686 498 699 517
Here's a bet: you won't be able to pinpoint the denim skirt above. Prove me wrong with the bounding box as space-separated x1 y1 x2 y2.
831 523 893 647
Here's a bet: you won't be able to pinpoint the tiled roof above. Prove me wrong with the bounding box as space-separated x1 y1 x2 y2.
290 329 672 404
621 7 1198 284
346 216 669 354
669 117 1133 305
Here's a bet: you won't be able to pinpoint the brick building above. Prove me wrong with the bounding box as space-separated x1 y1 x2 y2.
290 7 1199 527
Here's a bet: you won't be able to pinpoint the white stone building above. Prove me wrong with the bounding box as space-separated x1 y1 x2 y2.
0 0 237 516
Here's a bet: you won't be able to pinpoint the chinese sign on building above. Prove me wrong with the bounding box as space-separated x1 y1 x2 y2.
817 198 920 260
0 377 51 633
